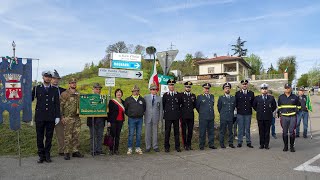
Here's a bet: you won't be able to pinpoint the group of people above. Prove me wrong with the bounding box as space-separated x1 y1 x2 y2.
32 69 310 164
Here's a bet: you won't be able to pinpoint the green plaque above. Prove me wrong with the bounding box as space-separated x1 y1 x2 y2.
158 74 174 85
79 94 107 117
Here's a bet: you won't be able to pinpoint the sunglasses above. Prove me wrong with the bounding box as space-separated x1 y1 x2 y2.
150 89 157 91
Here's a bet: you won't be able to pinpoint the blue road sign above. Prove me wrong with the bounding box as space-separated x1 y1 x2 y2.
111 60 141 70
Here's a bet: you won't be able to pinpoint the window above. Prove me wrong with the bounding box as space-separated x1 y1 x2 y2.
208 67 214 74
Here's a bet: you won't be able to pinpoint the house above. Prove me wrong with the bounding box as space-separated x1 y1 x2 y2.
196 56 251 82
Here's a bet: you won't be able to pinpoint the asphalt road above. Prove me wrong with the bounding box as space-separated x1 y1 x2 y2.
1 95 320 180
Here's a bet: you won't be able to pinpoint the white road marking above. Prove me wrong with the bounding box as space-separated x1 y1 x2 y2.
294 154 320 173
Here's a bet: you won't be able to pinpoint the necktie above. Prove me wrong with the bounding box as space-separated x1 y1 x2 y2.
152 95 155 106
206 94 209 99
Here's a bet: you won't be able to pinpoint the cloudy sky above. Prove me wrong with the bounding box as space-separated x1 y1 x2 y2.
0 0 319 80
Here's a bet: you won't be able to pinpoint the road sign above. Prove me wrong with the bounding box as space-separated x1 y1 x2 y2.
112 53 141 62
98 68 143 79
160 85 169 97
157 50 179 75
111 60 141 70
105 77 115 87
158 74 174 85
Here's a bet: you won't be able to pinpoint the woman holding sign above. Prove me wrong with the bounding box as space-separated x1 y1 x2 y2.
107 89 125 155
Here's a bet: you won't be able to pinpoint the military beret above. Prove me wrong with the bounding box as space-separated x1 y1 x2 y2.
149 83 158 90
132 84 140 91
202 83 211 88
284 83 291 88
42 70 52 77
223 82 231 89
52 69 61 79
167 79 176 85
69 78 77 83
240 79 249 84
93 83 102 89
260 83 268 89
184 81 193 87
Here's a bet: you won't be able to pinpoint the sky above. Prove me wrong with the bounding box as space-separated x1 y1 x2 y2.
0 0 319 81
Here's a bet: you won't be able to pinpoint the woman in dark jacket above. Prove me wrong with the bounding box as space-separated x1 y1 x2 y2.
108 89 125 155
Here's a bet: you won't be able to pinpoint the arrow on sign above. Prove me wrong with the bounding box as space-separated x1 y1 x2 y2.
136 72 142 77
134 63 140 69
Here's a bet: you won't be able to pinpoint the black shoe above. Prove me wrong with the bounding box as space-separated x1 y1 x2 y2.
114 150 119 155
154 148 160 152
265 145 269 150
303 135 308 138
45 157 52 163
209 146 216 149
199 147 204 150
283 146 288 152
237 144 242 148
58 153 64 156
229 144 235 148
220 144 226 149
72 152 84 158
247 144 254 148
165 148 170 153
145 149 151 153
189 146 193 150
290 146 296 152
64 153 70 160
259 145 264 149
37 158 45 163
272 135 277 139
296 134 300 138
283 135 288 152
176 148 181 152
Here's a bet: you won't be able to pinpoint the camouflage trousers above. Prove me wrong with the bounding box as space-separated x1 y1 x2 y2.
64 116 81 154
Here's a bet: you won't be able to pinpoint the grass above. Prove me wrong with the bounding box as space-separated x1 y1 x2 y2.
0 77 261 157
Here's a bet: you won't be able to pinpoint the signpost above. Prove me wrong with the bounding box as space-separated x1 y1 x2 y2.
105 77 115 87
157 50 179 75
111 60 141 70
112 52 141 62
158 74 174 85
98 68 143 79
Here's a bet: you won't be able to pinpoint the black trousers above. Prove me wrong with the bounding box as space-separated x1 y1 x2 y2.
35 121 55 158
181 118 194 147
110 121 123 151
257 120 271 146
164 119 180 150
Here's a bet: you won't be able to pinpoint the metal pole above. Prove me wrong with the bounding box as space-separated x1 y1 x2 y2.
309 113 313 139
92 118 95 157
17 130 21 167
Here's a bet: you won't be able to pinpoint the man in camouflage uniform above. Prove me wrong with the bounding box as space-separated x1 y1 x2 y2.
60 78 84 160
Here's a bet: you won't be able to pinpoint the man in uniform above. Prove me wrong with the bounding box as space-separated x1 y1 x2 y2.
235 80 255 148
51 69 66 156
253 83 277 149
32 71 60 163
60 78 84 160
278 83 301 152
181 81 196 150
196 83 216 150
218 82 236 149
163 79 181 152
296 87 309 138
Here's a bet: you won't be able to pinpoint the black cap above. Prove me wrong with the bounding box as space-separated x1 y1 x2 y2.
223 82 231 89
298 86 305 91
202 83 211 88
284 83 291 88
167 79 176 85
184 81 193 87
93 83 102 89
240 79 249 84
42 70 52 77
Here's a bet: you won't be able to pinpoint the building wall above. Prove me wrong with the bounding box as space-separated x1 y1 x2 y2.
198 60 249 78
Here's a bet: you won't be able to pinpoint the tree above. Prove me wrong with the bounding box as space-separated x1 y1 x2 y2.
267 63 278 74
146 46 157 59
244 54 263 75
194 51 204 58
134 45 145 55
185 53 193 64
307 63 320 86
106 41 128 54
297 74 309 87
231 36 248 57
277 56 297 84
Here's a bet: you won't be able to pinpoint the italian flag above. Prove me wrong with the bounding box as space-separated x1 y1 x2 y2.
284 67 288 73
148 59 159 90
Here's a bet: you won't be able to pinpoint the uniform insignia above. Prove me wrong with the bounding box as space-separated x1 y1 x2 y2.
139 100 143 104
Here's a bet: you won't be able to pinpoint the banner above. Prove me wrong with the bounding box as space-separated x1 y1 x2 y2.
0 57 32 130
79 94 108 117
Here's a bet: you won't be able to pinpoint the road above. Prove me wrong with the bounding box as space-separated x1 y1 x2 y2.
1 95 320 180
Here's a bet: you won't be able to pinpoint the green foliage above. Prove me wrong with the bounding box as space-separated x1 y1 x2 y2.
307 64 320 86
244 54 263 75
297 74 309 87
267 63 278 74
231 36 248 57
277 56 297 84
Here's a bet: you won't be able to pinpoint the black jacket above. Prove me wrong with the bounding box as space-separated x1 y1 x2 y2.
235 90 255 115
278 93 301 117
32 84 60 122
107 99 125 123
124 96 146 118
181 92 196 119
162 92 182 120
253 95 277 121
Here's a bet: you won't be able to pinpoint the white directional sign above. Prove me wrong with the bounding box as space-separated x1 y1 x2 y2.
105 77 115 87
98 68 143 79
160 85 169 97
157 50 179 75
112 53 141 62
